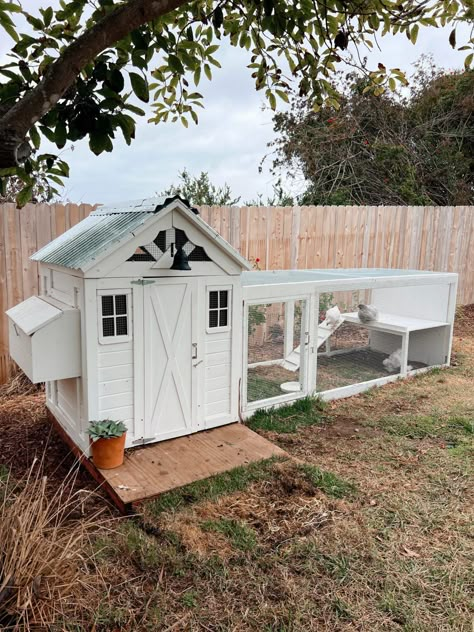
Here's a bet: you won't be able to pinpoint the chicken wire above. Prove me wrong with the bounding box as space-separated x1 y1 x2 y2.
246 300 305 404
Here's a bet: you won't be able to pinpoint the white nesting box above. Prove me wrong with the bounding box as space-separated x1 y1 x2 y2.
8 196 251 455
7 296 81 383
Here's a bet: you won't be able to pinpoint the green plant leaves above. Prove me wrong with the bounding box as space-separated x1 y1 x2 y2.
15 184 34 208
87 420 127 441
129 71 149 102
89 130 113 155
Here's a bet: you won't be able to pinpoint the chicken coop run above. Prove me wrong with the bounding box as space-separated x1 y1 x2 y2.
241 269 457 415
6 195 457 458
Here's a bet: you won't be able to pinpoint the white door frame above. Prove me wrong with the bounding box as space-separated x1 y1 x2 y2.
241 293 314 414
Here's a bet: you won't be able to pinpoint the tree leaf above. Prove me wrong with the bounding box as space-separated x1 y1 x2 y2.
129 71 149 102
29 125 41 150
54 121 67 148
16 184 34 208
449 28 456 49
123 103 146 116
89 131 113 155
168 54 184 75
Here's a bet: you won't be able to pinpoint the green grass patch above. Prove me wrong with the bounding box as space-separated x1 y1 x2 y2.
143 456 286 520
181 589 198 608
201 518 257 552
247 396 327 433
379 411 473 442
295 463 355 498
296 463 356 498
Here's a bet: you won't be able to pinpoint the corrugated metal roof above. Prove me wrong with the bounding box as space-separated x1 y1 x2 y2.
31 211 151 270
91 195 197 215
31 195 199 270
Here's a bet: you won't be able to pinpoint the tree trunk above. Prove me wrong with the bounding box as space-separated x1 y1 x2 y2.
0 0 190 168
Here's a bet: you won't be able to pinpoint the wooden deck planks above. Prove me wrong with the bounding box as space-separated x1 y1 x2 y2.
98 423 287 506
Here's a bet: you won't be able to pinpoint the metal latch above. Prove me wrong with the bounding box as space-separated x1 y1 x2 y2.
131 279 156 286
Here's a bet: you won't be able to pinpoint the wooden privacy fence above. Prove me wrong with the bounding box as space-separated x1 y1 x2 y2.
0 202 473 383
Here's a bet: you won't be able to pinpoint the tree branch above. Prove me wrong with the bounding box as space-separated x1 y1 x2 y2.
0 0 190 167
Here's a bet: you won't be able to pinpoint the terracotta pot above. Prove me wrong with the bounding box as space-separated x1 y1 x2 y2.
90 433 126 469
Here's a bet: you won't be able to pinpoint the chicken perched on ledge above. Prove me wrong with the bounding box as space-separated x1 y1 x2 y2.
358 304 379 323
325 305 342 328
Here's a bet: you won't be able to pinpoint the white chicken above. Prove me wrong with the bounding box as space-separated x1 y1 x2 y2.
383 348 413 373
357 304 379 323
325 305 342 328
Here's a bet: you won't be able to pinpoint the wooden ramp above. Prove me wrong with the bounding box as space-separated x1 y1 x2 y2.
65 422 285 512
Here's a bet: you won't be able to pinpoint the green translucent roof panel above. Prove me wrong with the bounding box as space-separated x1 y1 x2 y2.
241 268 444 286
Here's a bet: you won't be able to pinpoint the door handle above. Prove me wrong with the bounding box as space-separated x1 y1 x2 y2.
192 342 198 359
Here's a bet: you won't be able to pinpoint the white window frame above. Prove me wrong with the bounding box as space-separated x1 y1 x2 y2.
206 285 232 333
97 289 132 344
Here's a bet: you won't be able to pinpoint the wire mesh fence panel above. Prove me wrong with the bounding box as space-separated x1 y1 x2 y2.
247 301 305 404
316 289 372 353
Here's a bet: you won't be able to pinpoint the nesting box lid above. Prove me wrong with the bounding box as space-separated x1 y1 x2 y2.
6 296 62 335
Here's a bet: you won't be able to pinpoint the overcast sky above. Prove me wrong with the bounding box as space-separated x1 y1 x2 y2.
0 4 470 204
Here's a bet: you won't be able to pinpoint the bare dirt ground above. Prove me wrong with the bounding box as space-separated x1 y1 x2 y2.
0 306 472 631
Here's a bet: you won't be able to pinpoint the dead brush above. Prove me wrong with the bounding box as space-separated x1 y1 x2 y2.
0 371 42 398
0 459 105 630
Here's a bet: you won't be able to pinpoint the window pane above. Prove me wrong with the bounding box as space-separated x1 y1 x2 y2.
115 294 127 315
209 310 218 328
116 316 128 336
219 309 228 327
102 317 115 337
219 290 228 308
101 295 114 316
209 291 218 309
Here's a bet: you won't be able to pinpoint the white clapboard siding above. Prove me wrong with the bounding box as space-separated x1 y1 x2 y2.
204 334 232 420
98 341 134 422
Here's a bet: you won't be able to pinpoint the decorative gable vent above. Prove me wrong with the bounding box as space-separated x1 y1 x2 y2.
128 228 212 263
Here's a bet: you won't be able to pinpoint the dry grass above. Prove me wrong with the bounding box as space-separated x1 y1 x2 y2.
0 460 105 631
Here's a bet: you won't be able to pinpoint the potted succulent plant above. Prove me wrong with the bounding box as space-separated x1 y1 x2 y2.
87 420 127 469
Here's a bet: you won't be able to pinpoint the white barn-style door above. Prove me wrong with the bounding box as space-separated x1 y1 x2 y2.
144 279 200 442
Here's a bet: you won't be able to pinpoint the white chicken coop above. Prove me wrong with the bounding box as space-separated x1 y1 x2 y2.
6 196 457 456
